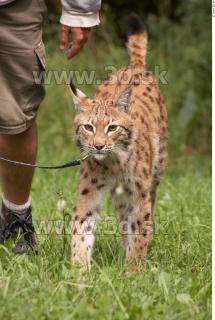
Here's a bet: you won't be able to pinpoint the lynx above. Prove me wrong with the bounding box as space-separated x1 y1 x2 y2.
69 14 168 271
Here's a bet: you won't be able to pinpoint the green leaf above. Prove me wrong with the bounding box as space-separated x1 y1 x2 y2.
176 293 194 306
158 272 170 299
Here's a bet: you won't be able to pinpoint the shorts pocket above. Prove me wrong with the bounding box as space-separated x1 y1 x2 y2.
34 41 46 70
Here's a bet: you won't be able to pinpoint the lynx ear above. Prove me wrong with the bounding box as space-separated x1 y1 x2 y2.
116 86 132 113
69 82 87 113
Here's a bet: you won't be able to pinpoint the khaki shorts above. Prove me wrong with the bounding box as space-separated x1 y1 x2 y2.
0 0 47 134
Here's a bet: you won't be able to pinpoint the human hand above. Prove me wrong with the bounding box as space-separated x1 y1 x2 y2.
60 25 91 59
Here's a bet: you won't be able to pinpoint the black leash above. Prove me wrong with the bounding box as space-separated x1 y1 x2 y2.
0 155 84 169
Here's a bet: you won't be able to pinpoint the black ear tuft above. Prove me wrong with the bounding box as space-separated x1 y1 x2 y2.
69 81 77 96
125 13 145 37
68 82 88 114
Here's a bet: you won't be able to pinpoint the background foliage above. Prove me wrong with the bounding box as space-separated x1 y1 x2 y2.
45 0 211 155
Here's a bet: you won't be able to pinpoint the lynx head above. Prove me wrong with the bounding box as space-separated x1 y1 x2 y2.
69 83 133 161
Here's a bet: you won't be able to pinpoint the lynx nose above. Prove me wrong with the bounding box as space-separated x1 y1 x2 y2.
95 145 104 150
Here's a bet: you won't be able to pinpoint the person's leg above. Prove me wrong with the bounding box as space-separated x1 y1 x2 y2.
0 121 38 253
0 0 46 253
0 121 37 205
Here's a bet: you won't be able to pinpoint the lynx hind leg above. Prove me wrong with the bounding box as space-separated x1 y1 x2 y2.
125 192 153 270
111 186 134 248
71 165 106 270
150 187 157 216
150 174 161 216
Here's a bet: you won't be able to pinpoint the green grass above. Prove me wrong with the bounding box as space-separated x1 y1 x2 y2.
0 43 211 320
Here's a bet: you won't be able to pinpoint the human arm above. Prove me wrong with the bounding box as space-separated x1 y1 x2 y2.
59 0 101 59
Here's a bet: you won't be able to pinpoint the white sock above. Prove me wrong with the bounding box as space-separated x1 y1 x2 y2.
3 197 31 211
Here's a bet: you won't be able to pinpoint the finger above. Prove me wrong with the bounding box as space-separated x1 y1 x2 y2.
66 28 90 59
60 25 70 50
66 41 83 59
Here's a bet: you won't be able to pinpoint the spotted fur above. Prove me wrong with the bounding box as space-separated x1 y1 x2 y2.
69 14 168 271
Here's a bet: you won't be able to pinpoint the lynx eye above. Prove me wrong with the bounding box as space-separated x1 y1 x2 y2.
84 124 94 132
108 125 118 132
